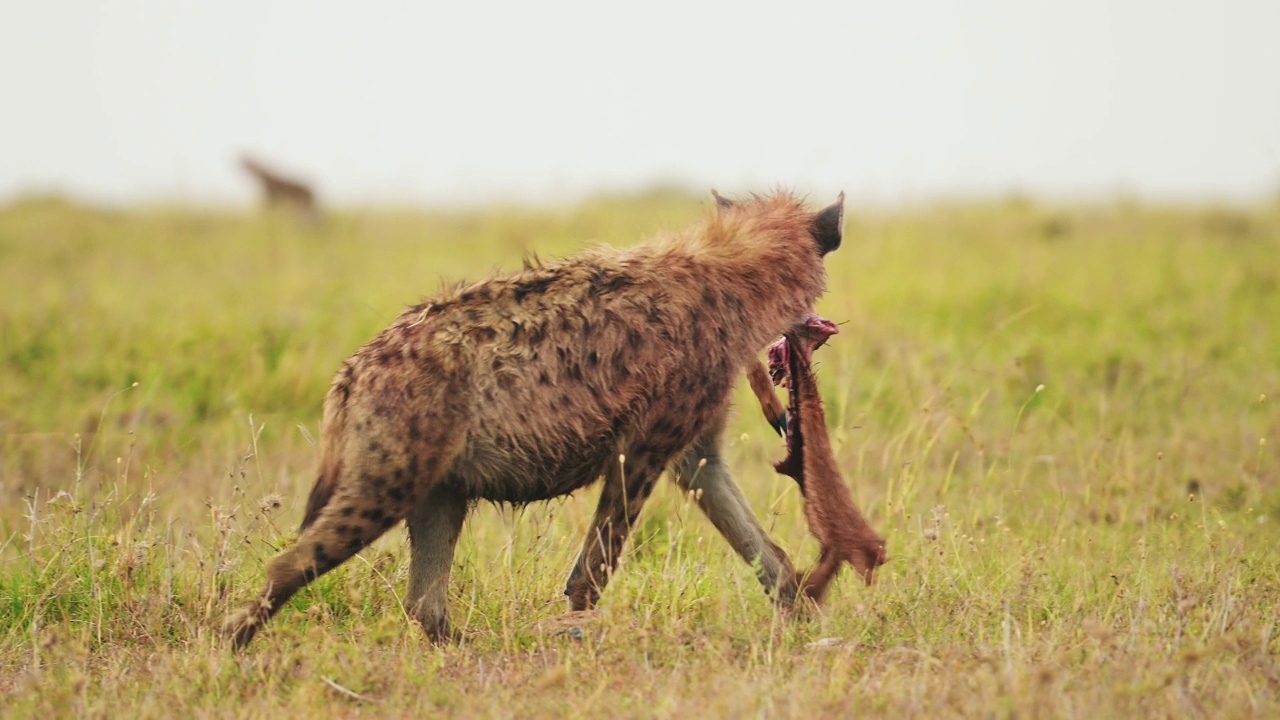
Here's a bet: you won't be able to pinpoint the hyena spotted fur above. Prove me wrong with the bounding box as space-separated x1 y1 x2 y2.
224 190 846 648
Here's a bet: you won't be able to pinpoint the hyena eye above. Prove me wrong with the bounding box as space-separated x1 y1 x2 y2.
809 192 845 255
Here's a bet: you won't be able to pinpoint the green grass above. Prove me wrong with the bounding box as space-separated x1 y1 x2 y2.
1 193 1277 717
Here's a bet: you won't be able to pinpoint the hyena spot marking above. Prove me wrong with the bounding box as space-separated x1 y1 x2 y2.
626 329 643 351
360 508 386 524
567 364 583 382
528 325 546 346
387 486 407 503
346 537 363 552
701 288 719 309
459 288 489 304
582 318 593 337
341 506 355 517
538 370 551 386
587 350 599 366
314 544 334 568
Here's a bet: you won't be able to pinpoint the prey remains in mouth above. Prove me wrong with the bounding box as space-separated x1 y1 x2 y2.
748 312 887 601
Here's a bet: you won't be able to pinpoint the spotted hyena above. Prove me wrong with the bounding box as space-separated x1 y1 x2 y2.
223 190 846 648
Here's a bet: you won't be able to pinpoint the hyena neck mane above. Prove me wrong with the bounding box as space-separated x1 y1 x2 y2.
663 192 831 354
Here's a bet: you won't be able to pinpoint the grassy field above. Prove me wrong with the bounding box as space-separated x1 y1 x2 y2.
1 192 1277 718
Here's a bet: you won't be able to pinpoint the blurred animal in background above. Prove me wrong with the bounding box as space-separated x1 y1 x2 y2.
238 154 318 217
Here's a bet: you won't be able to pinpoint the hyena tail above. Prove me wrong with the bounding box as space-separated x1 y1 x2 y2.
300 394 347 531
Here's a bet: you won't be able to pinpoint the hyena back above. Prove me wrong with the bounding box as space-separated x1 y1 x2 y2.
224 191 845 648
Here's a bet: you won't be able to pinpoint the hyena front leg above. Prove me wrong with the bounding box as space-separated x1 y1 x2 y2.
405 483 468 642
224 422 464 649
671 432 800 605
564 454 665 611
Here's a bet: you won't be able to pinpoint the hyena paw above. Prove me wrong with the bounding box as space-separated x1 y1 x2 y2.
416 615 459 644
221 606 265 650
766 574 800 608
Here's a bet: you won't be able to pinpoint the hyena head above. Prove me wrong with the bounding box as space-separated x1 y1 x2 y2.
713 188 843 255
703 189 845 345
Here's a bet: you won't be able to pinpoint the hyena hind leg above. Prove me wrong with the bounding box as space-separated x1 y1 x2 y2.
405 484 469 642
223 436 462 649
564 456 665 611
222 482 412 649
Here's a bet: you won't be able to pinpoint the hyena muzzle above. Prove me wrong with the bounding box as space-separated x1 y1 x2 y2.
223 190 846 648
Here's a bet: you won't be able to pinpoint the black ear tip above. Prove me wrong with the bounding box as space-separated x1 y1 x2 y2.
711 189 734 209
812 193 845 254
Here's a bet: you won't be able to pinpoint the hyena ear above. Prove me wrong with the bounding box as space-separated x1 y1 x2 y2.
810 191 845 255
711 189 734 209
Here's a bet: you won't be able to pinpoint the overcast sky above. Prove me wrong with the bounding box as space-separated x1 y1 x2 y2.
3 1 1278 206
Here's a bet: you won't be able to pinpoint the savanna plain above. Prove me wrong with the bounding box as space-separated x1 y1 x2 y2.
1 192 1277 718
